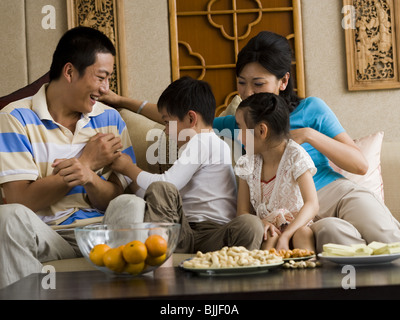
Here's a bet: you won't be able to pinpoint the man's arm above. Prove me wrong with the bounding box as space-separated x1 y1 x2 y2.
2 175 71 212
2 158 124 213
52 157 124 211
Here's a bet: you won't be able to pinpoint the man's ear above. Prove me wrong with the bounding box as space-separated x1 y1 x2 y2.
63 63 75 83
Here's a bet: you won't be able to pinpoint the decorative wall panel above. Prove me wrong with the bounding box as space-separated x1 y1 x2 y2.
169 0 305 114
344 0 400 90
66 0 127 95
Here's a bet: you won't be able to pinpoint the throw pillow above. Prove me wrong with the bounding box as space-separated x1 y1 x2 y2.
329 131 385 201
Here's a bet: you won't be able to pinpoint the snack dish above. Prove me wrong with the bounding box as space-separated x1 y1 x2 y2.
317 253 400 266
319 241 400 265
180 246 283 276
269 248 315 261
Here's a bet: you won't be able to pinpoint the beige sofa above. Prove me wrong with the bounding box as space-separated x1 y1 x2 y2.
1 101 399 272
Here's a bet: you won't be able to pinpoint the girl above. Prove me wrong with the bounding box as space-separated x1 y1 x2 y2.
235 92 318 251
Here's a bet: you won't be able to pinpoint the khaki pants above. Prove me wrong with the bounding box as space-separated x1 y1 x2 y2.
0 197 145 289
0 182 263 289
104 182 265 253
311 178 400 252
0 204 78 289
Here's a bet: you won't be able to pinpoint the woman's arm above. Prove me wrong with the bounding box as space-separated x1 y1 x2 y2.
99 90 163 124
291 128 368 175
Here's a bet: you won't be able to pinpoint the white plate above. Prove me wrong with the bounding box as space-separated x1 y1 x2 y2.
179 259 284 276
283 255 315 262
317 253 400 266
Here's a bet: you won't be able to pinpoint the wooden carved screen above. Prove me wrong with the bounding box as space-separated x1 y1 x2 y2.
66 0 127 96
168 0 305 115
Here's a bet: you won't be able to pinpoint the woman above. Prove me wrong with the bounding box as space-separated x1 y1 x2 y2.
101 31 400 252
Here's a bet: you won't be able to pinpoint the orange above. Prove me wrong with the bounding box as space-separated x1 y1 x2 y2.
145 234 168 257
124 261 145 275
89 244 111 266
122 240 147 264
146 253 166 266
103 246 126 273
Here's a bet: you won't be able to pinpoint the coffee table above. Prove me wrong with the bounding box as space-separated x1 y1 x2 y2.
1 259 400 300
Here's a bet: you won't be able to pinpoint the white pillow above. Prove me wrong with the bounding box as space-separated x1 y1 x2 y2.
329 131 384 201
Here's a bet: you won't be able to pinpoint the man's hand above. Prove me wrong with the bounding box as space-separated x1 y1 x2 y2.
79 133 122 171
52 158 95 187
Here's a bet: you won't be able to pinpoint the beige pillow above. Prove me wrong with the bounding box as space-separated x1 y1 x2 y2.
219 95 242 117
330 131 385 201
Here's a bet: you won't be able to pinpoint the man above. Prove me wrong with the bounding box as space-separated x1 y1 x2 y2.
0 27 135 288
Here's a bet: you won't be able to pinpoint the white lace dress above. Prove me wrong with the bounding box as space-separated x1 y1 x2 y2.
234 139 317 231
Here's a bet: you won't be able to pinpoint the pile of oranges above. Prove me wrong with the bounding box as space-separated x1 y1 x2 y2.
89 234 168 275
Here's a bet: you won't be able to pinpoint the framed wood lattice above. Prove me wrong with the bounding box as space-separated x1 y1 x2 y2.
343 0 400 91
168 0 305 115
66 0 127 96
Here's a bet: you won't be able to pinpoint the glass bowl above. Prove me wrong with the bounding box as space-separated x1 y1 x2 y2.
75 223 181 276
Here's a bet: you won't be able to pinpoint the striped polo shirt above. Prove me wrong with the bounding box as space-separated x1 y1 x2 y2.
0 84 136 225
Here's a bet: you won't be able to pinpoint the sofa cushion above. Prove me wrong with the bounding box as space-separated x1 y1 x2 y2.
329 131 385 201
119 109 164 174
381 141 400 222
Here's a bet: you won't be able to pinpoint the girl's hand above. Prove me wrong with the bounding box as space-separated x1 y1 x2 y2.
261 220 281 240
275 233 290 251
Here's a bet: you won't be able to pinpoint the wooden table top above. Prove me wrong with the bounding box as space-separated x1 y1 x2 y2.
1 259 400 301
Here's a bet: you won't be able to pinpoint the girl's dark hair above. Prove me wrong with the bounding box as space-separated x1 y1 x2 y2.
49 26 116 81
238 92 290 141
236 31 301 112
157 76 216 126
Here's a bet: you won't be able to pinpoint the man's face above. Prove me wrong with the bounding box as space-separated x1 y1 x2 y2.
70 52 114 114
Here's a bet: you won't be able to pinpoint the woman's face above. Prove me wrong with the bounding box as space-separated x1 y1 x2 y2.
237 62 288 100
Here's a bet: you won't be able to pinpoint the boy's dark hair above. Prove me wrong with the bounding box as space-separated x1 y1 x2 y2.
157 76 216 126
49 26 116 81
238 92 290 141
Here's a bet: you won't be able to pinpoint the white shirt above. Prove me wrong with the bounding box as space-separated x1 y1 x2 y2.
137 132 237 224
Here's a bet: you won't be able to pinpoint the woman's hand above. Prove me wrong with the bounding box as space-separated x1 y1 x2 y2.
291 128 368 175
99 89 122 107
290 128 312 145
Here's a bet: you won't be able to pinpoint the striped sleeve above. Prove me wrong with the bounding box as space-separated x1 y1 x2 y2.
0 109 39 184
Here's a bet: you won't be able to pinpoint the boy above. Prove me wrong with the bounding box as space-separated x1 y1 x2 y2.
108 76 264 253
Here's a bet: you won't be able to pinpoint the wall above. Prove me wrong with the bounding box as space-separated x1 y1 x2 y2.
0 0 399 142
302 0 400 142
0 0 67 95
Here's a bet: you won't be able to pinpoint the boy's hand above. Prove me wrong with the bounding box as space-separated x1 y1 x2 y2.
111 153 133 176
